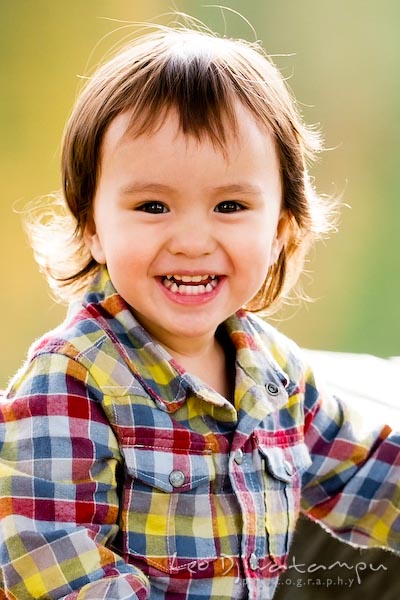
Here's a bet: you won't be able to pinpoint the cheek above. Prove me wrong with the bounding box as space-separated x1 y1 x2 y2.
234 230 276 266
234 248 273 295
106 244 156 281
237 237 279 296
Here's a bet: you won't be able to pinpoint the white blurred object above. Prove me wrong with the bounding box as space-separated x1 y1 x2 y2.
305 351 400 426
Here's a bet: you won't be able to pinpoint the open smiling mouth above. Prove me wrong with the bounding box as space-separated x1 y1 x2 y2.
162 274 220 295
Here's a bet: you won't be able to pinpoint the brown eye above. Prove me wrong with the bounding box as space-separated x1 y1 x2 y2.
136 202 168 214
214 201 245 213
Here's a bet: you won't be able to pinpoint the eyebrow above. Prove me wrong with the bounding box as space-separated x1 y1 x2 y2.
119 182 263 196
119 183 174 195
211 183 263 195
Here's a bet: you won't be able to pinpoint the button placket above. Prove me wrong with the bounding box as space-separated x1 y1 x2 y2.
249 552 259 570
234 448 244 465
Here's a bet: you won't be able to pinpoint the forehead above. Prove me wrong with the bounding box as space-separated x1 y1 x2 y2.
97 105 282 206
101 102 278 160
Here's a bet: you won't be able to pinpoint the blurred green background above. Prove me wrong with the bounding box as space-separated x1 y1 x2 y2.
1 0 399 388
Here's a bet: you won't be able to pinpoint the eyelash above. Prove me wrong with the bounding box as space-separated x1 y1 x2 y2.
135 200 246 214
136 202 168 214
214 201 246 213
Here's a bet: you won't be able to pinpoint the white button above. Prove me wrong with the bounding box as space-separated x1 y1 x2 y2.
249 553 259 570
283 460 294 476
234 449 244 465
266 382 279 396
169 470 185 488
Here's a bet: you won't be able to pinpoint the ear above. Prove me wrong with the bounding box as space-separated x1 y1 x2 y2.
270 212 290 265
83 215 106 264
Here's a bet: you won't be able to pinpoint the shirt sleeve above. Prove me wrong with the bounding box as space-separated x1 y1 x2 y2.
301 361 400 552
0 352 150 600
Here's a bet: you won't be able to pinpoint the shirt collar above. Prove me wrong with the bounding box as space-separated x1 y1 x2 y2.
81 267 289 416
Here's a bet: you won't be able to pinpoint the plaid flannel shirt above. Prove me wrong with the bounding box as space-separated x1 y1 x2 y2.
1 267 399 599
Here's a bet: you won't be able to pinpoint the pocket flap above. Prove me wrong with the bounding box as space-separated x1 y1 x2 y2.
259 443 312 483
122 445 215 493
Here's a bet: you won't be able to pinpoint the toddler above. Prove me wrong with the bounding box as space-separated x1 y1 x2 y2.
0 24 399 600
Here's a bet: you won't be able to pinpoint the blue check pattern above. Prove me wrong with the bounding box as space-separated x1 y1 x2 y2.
0 267 399 599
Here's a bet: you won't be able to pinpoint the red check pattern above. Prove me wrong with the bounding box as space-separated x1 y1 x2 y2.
1 267 399 599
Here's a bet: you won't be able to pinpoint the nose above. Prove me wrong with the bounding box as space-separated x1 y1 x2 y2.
166 210 218 257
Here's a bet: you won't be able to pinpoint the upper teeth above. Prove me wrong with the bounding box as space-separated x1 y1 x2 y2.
162 274 219 295
166 274 216 283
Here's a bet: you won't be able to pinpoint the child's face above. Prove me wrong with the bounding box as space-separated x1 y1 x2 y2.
85 104 286 354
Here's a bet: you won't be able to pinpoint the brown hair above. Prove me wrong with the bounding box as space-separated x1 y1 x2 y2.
26 25 336 312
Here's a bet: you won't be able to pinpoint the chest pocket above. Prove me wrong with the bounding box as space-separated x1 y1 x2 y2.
259 443 311 563
120 444 217 574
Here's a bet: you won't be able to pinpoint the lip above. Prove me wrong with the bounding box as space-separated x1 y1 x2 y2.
156 275 225 305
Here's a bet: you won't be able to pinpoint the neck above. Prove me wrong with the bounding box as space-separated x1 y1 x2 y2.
132 311 235 400
159 334 233 401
